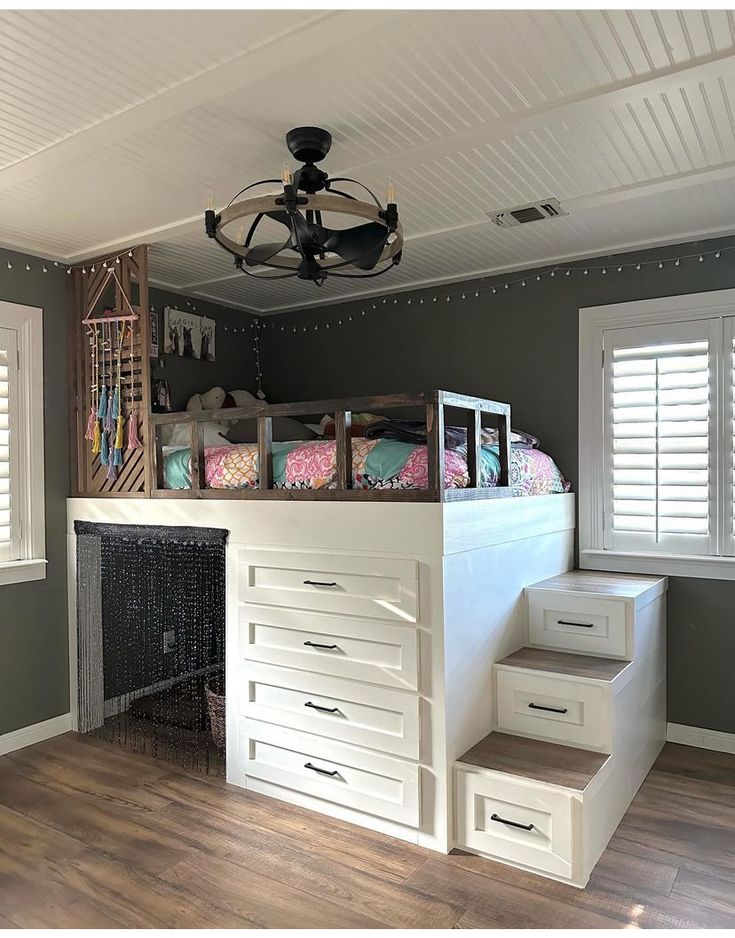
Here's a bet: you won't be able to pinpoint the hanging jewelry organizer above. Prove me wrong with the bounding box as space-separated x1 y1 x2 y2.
71 245 152 495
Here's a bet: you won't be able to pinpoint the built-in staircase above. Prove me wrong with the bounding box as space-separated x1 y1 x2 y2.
454 570 667 888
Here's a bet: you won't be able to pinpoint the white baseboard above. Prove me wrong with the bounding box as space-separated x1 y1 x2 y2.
666 722 735 755
0 712 73 757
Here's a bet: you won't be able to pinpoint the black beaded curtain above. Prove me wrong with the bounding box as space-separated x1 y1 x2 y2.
75 522 227 776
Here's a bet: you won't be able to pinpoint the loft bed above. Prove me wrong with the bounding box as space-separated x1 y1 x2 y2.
148 388 513 502
69 246 565 503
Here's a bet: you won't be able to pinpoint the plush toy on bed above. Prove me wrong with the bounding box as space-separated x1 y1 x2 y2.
162 386 316 447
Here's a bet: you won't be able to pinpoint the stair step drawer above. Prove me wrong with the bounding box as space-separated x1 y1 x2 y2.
527 591 629 659
238 548 418 623
242 719 419 827
240 663 420 759
238 605 418 691
455 767 575 881
496 668 611 752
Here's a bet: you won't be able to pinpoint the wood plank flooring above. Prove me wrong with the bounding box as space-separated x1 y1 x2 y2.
0 733 733 928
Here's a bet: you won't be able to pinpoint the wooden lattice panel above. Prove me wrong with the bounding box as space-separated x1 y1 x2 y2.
71 246 151 496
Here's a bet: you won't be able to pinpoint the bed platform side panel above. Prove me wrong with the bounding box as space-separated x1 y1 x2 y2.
441 494 576 767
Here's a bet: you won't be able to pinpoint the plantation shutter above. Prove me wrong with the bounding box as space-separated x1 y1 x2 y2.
602 320 718 557
0 327 19 563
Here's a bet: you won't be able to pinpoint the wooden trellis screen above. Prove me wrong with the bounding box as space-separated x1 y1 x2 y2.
71 245 152 496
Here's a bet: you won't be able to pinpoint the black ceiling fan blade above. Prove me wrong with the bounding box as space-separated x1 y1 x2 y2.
320 223 388 270
244 241 290 266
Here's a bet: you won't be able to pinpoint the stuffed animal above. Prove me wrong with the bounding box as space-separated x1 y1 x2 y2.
163 386 260 447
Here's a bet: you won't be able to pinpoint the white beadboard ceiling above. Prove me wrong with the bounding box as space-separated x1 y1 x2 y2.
4 9 735 313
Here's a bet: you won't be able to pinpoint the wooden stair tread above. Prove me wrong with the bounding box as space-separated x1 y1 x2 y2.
527 569 666 600
496 646 631 682
457 732 608 791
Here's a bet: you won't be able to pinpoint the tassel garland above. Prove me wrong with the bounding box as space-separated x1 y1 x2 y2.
92 421 101 454
106 459 118 481
97 385 108 420
100 430 109 465
114 414 124 465
126 413 142 450
84 406 97 441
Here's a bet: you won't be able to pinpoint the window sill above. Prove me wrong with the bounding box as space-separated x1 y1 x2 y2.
0 559 47 586
580 549 735 582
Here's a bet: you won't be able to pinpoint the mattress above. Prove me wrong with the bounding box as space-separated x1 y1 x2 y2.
164 438 568 496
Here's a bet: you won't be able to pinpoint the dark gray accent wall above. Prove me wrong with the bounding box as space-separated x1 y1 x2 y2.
149 288 258 411
0 253 71 735
260 234 735 735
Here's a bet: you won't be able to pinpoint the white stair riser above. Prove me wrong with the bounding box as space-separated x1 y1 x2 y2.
496 668 612 753
527 591 631 659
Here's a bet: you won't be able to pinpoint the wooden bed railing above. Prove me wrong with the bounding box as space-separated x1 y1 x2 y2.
146 390 511 502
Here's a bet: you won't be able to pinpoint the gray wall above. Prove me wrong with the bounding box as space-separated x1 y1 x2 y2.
0 254 71 735
260 234 735 734
149 287 259 411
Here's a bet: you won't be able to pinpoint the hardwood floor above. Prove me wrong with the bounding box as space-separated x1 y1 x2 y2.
0 733 733 928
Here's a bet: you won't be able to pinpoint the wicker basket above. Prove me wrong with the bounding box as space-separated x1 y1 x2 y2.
205 682 226 750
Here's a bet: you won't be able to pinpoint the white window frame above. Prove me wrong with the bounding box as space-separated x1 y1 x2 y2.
579 288 735 582
0 301 46 585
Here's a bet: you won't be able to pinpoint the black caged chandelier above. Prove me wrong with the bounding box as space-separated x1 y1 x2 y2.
205 127 403 286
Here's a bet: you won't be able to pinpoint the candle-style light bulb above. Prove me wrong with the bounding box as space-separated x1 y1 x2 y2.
282 162 293 187
205 191 214 211
236 226 245 245
386 180 397 205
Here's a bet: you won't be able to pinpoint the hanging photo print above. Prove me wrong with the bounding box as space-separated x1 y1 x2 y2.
164 306 216 361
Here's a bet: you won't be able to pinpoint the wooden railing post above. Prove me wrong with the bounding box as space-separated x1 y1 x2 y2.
497 407 511 488
426 398 444 499
190 421 205 493
150 423 164 492
258 415 273 490
466 406 481 488
335 411 352 489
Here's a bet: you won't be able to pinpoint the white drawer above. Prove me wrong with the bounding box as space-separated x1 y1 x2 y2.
455 767 575 880
240 663 420 759
242 719 419 827
238 605 418 691
496 668 610 753
238 548 418 623
527 591 629 659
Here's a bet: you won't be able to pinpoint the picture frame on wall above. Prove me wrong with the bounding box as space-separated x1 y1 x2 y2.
163 306 216 361
149 308 159 359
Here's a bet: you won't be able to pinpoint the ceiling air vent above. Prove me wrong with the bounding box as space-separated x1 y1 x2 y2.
489 198 567 228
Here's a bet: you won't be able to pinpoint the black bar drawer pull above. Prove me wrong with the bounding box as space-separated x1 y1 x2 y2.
528 702 568 714
491 813 534 832
304 640 339 650
304 762 339 777
557 619 595 628
304 701 340 714
303 579 338 587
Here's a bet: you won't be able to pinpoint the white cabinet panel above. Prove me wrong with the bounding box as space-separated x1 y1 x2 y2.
238 605 418 691
456 768 574 880
527 590 630 659
240 662 420 759
496 668 611 752
238 548 418 623
242 719 419 826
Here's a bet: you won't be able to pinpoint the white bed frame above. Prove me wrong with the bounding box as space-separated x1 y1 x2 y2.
67 493 575 853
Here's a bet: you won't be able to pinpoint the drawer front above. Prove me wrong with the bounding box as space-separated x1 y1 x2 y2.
238 605 418 691
527 591 629 659
456 768 574 880
238 548 418 623
242 719 419 826
240 663 420 759
496 669 610 752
